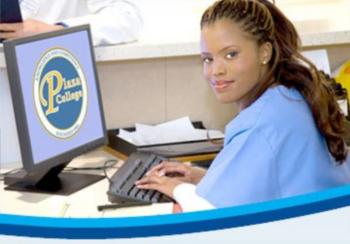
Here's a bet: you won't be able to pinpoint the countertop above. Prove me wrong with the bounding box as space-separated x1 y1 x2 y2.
1 0 350 67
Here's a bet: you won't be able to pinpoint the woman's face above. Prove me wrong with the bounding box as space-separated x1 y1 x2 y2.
200 19 271 110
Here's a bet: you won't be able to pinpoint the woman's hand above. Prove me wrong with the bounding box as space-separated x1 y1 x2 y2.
135 161 207 198
145 161 207 184
135 173 183 198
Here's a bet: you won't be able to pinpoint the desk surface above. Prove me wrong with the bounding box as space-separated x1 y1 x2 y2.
0 149 173 218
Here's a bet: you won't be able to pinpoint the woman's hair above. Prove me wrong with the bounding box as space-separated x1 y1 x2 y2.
201 0 348 163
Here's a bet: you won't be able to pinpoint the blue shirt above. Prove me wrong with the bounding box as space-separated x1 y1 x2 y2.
196 85 350 208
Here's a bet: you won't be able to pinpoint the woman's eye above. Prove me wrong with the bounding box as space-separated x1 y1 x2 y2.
202 57 213 64
226 52 238 59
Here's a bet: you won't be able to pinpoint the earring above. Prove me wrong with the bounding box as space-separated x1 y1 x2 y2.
262 60 268 65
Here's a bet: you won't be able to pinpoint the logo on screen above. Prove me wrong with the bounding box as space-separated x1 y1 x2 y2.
33 48 88 139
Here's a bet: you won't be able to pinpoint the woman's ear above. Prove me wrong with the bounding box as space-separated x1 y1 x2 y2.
260 42 273 65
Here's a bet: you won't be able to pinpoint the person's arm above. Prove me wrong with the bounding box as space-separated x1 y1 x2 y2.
173 183 215 212
63 0 143 45
0 20 64 40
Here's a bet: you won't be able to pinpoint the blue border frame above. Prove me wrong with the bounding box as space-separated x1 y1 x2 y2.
1 184 350 239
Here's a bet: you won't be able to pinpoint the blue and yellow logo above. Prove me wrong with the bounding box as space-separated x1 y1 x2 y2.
34 48 88 139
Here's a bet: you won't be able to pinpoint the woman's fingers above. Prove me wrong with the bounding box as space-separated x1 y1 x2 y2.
162 165 187 175
149 162 187 175
0 31 18 39
135 174 167 194
135 174 162 186
0 23 20 32
147 161 186 176
135 174 183 198
146 163 166 175
135 182 159 191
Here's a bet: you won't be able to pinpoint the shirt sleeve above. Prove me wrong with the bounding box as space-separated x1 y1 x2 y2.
20 0 40 19
62 0 143 46
173 183 215 212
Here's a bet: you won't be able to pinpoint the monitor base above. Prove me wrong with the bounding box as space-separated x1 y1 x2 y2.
4 171 104 195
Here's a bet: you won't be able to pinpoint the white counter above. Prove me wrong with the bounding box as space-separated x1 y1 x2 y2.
1 0 350 66
94 0 350 61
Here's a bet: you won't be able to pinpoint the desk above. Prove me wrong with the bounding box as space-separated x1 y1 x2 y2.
0 149 173 218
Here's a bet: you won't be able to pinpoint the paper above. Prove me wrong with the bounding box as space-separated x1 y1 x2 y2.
118 116 224 146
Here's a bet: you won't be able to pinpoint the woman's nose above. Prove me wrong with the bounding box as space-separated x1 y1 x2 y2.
212 60 225 77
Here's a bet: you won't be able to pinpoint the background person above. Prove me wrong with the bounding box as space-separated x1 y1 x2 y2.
0 0 143 45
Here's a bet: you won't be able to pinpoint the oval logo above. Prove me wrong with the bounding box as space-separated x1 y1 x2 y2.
33 48 88 139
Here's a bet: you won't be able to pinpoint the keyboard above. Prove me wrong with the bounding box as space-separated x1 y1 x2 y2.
107 151 172 204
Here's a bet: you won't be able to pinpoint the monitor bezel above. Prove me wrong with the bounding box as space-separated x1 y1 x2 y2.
4 25 108 173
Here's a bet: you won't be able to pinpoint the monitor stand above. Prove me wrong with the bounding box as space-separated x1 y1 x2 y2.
4 163 104 195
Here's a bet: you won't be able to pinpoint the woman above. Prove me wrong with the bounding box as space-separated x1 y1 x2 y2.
136 0 350 212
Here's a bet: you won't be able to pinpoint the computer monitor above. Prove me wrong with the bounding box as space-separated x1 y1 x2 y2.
3 25 108 195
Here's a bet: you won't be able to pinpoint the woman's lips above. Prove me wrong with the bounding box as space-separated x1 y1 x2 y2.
212 80 234 91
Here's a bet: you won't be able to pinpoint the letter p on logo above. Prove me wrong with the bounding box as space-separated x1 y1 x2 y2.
39 70 63 116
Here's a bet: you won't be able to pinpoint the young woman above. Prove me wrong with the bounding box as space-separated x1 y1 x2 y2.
136 0 350 212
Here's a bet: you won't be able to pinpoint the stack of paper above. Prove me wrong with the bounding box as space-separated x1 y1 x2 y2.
118 117 224 146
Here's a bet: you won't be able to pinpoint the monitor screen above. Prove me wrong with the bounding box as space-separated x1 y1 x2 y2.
3 25 107 194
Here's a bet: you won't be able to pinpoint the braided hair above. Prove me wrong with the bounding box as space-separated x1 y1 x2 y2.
201 0 348 163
